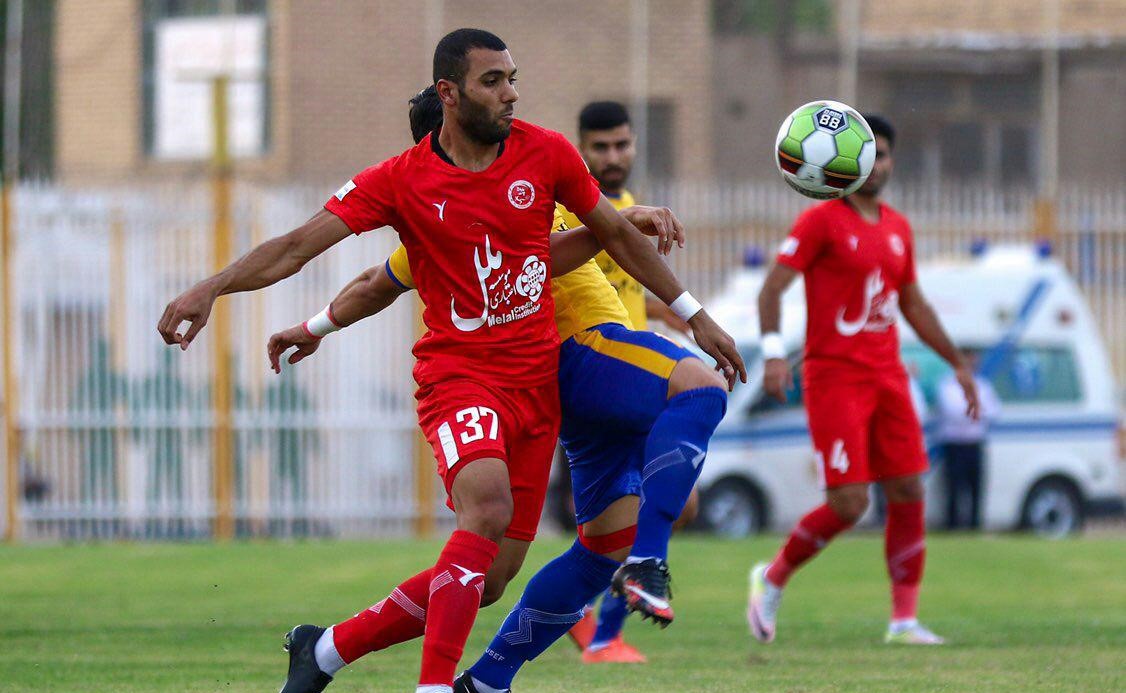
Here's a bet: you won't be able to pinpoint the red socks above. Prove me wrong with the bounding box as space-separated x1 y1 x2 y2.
330 528 499 685
332 567 434 663
886 500 926 621
765 504 852 587
419 529 499 688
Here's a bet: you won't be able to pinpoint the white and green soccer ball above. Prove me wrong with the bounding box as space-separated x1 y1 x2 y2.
774 100 875 200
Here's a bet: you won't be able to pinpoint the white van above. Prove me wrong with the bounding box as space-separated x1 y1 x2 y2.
695 244 1124 538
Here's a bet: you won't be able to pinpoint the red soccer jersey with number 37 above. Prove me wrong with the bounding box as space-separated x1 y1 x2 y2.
776 198 917 384
325 120 601 389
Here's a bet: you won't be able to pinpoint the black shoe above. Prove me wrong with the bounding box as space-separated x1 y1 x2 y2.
279 625 333 693
454 671 510 693
610 558 675 627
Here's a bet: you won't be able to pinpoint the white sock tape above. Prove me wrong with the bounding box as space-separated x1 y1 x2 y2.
304 305 341 338
669 291 703 321
761 332 786 360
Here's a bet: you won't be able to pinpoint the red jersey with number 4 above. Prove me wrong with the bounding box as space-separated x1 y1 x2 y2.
776 198 917 383
324 120 602 389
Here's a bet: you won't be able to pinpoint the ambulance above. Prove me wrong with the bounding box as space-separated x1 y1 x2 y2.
695 244 1124 538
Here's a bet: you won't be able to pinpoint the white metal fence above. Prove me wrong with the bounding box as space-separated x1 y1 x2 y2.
1 180 1123 541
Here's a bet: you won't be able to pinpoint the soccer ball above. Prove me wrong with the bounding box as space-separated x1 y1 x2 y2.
774 100 875 200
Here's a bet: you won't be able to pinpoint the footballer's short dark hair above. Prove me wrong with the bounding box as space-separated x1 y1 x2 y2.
578 101 631 135
409 85 444 144
432 28 507 85
861 113 896 149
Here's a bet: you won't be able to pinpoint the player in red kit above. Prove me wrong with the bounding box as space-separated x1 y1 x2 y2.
156 29 743 693
747 115 979 646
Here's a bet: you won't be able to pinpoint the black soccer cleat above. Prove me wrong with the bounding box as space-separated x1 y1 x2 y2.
279 624 333 693
610 558 675 628
454 671 510 693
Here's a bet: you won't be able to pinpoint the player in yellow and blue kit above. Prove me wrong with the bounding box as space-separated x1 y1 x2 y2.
266 91 729 693
557 102 699 664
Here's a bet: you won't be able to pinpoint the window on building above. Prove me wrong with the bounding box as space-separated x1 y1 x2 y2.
713 0 833 37
0 0 55 179
644 100 676 181
142 0 269 160
885 73 1037 188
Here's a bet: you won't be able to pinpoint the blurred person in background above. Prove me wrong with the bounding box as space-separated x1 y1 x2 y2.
748 115 980 646
937 356 1001 530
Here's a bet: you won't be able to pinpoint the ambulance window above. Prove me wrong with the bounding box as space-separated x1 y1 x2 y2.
900 344 949 407
749 358 803 414
990 346 1081 403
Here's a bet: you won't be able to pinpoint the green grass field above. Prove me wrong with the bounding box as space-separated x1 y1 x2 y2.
1 534 1123 692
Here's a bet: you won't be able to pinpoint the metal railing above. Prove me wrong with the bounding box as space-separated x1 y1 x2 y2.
1 180 1122 541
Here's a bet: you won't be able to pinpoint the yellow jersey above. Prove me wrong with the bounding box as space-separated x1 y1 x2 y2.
385 207 632 342
558 190 647 331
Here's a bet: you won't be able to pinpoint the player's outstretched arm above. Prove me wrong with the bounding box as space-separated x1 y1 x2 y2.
577 196 746 388
899 282 980 419
267 262 410 373
158 210 354 351
551 205 683 275
758 262 799 402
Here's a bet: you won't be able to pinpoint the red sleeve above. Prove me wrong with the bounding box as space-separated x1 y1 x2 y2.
323 156 399 235
776 205 827 272
551 132 601 217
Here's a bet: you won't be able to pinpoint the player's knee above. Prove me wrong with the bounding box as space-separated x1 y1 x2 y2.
458 494 514 543
667 357 728 398
884 475 925 503
828 488 869 524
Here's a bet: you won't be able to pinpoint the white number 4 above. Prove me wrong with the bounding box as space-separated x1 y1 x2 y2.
455 406 499 444
816 439 850 474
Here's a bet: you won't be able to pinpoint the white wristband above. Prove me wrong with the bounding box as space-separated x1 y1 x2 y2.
303 305 342 338
669 292 703 322
761 332 786 360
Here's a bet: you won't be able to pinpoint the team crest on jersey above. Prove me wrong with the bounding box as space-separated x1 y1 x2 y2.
507 180 535 209
450 234 546 332
888 234 905 256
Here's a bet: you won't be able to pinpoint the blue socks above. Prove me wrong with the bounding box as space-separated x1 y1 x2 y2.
590 589 629 648
468 540 618 690
631 387 726 560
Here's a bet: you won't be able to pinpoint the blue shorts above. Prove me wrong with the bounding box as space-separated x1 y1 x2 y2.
558 323 698 524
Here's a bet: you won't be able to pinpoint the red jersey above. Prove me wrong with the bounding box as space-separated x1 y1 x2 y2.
324 120 601 389
776 198 917 383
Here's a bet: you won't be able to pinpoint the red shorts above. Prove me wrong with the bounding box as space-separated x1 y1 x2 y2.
804 370 927 488
416 378 560 542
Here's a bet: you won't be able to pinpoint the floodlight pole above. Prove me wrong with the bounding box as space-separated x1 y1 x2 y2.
838 0 861 105
211 75 235 541
2 0 23 543
1037 0 1061 242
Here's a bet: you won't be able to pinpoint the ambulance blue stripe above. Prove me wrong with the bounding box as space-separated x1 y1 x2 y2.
713 418 1117 444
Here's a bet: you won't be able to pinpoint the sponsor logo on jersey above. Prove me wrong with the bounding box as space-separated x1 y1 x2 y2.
433 200 447 221
450 234 546 332
779 236 800 256
834 268 899 337
334 179 356 201
507 179 535 209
